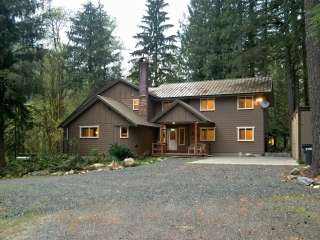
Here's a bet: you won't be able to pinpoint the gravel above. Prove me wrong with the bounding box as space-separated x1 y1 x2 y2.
0 158 320 240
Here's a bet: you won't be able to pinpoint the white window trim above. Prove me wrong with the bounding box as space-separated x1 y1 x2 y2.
120 126 129 139
237 96 254 110
132 99 139 111
237 127 255 142
200 98 216 111
79 125 100 139
199 127 216 142
178 127 186 146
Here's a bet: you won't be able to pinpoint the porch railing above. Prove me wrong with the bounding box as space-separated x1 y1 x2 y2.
152 143 166 155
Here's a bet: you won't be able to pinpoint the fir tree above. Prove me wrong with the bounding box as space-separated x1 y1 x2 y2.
131 0 177 86
68 1 122 91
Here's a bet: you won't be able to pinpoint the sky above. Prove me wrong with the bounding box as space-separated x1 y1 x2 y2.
52 0 190 76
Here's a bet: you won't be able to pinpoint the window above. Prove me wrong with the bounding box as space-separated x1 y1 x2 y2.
237 127 255 141
200 99 215 111
120 127 129 139
238 96 254 110
162 101 173 112
133 99 140 111
200 127 216 141
179 128 185 145
80 126 99 138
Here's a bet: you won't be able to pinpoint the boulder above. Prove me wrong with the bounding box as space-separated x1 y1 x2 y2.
108 161 124 170
123 158 135 167
290 168 300 176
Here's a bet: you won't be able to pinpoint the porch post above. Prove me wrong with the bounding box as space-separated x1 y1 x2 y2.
194 122 198 146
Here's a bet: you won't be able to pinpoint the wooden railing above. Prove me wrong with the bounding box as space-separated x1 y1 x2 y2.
152 143 166 155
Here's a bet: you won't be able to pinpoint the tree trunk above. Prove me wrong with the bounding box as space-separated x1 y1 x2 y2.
0 118 6 169
304 0 320 173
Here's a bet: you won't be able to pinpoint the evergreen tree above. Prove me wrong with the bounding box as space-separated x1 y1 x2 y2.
131 0 177 86
0 0 44 168
67 1 122 91
304 0 320 173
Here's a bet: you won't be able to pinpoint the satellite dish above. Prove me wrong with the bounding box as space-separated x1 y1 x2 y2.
260 100 270 109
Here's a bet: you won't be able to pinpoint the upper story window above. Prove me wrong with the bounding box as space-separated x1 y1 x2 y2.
238 96 254 110
200 99 215 111
237 127 254 141
133 99 140 111
80 126 99 139
120 126 129 139
200 127 216 142
162 101 173 112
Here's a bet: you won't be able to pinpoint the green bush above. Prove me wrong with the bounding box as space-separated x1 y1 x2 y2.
108 144 133 161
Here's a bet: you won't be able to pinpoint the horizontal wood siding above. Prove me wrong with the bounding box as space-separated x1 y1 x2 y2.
188 96 265 154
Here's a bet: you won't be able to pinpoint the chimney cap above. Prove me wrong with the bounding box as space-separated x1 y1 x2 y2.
139 57 148 63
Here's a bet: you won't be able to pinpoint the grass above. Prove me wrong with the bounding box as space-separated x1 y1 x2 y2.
0 212 41 240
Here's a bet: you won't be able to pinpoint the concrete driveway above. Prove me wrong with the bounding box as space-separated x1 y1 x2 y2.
189 156 298 166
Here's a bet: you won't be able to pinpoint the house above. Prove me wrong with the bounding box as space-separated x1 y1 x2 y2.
59 58 273 156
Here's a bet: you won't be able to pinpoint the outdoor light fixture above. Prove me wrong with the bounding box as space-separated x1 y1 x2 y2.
256 97 264 103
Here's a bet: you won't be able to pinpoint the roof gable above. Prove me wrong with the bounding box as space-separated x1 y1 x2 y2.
152 100 213 124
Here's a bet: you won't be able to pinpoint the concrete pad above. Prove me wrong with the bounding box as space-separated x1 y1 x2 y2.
189 156 298 166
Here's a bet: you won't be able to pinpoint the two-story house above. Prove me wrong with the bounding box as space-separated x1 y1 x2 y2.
59 58 272 156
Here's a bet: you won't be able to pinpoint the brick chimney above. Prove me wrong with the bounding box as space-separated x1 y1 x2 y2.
138 57 149 121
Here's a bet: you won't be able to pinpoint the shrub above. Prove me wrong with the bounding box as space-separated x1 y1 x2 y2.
108 144 133 161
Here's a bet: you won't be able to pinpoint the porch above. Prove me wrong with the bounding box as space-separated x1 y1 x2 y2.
152 122 215 156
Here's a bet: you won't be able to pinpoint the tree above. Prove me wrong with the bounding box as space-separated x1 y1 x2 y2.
0 0 44 168
131 0 177 86
25 7 69 154
67 1 122 91
304 0 320 173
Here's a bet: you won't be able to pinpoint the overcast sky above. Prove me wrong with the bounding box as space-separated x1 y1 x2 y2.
52 0 190 75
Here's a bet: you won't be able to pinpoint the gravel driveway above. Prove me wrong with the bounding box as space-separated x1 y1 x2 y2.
0 158 320 240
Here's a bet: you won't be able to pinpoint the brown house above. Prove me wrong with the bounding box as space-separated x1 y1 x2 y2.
60 59 273 156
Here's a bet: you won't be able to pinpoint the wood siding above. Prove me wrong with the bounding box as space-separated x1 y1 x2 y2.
65 101 156 156
100 82 139 110
187 96 265 154
158 105 201 123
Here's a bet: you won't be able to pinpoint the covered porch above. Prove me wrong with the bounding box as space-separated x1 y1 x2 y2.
151 99 215 156
152 122 215 156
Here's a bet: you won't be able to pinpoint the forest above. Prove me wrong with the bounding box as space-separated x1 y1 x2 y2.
0 0 319 175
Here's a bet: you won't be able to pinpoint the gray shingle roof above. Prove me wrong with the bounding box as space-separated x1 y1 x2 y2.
97 96 159 128
149 77 272 99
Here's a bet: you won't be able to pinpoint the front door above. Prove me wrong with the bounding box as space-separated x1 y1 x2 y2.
167 128 178 151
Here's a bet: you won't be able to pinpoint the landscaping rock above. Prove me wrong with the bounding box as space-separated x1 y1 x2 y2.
29 170 50 176
290 168 300 176
64 170 75 176
86 163 106 170
108 161 124 170
287 175 298 181
123 158 135 167
297 176 314 186
51 171 64 176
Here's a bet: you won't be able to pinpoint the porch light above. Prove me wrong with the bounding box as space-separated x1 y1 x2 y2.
256 97 264 104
